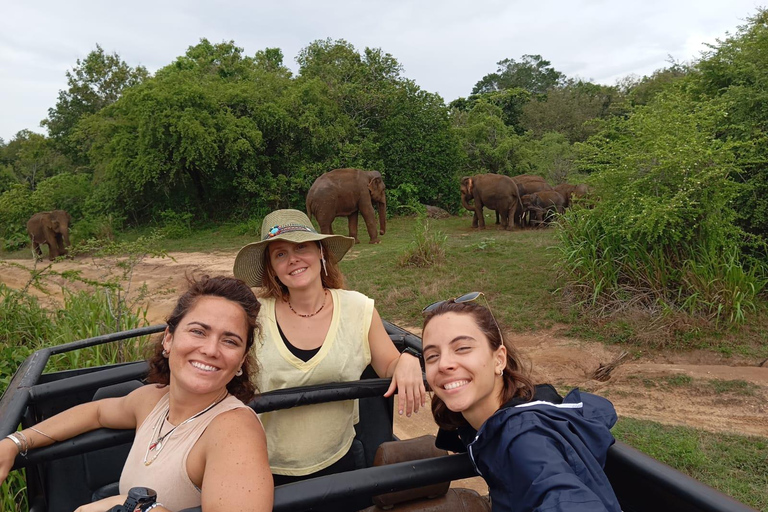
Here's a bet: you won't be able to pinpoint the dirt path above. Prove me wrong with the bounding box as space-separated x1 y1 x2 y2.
3 252 767 444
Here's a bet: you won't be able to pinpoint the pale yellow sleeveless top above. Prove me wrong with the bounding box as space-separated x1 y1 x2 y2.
254 288 373 476
119 392 256 511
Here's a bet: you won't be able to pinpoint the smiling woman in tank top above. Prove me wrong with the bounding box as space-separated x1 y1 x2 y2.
0 276 273 512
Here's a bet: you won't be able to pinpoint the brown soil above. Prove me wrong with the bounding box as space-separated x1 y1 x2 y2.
3 252 767 494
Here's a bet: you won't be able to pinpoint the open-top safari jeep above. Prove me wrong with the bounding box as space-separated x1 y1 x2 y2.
0 322 757 512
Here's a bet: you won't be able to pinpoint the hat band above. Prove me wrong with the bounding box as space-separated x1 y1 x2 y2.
264 223 318 240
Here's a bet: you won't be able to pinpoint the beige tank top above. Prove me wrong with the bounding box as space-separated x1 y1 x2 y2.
119 392 256 511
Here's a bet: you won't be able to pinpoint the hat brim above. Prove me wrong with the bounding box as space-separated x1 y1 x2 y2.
233 231 355 287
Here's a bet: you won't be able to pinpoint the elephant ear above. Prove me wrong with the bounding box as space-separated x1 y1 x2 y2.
368 176 385 198
468 178 474 196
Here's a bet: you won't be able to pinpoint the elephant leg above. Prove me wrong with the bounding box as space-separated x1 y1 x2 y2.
495 211 501 225
472 211 479 228
475 205 486 229
500 210 510 230
31 241 42 261
347 213 361 244
359 203 381 244
56 235 68 257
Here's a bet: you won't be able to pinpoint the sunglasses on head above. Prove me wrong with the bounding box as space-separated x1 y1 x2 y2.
422 292 504 341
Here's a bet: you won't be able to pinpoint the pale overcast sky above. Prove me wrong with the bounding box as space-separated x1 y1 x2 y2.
0 0 763 142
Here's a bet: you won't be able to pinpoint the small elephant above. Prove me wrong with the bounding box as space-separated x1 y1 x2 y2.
460 174 523 230
306 168 387 244
512 175 552 227
26 209 72 261
520 191 565 226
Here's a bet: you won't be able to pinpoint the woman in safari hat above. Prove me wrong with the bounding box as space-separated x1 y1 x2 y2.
233 209 424 485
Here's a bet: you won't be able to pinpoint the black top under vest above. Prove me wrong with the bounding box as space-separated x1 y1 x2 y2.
276 321 321 362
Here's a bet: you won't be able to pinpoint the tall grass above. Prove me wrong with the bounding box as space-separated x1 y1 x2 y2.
556 207 766 337
0 240 158 511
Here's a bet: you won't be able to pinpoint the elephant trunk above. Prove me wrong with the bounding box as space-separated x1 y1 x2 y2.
461 192 474 212
378 201 387 235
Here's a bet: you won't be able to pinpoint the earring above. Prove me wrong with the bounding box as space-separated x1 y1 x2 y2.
320 247 328 276
497 368 503 376
162 349 169 358
235 368 243 377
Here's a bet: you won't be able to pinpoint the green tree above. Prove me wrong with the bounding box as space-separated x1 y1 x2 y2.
43 45 148 164
473 54 565 95
522 80 626 143
451 99 522 176
691 8 768 242
0 130 72 189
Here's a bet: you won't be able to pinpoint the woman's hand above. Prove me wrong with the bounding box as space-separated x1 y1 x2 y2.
73 494 125 512
0 438 19 486
384 351 426 417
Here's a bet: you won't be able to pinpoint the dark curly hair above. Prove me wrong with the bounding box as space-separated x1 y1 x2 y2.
423 300 534 430
146 275 261 403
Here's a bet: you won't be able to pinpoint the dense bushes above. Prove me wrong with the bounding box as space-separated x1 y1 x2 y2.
558 49 768 327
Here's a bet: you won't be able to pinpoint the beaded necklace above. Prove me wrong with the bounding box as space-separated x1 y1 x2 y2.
287 289 328 318
143 390 228 466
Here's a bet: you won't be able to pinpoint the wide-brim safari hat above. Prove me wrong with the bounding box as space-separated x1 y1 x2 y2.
233 209 355 287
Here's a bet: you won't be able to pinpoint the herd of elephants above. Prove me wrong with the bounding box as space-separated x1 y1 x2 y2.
24 168 590 260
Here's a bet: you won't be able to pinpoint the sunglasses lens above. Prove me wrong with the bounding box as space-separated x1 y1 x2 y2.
422 300 443 314
455 291 482 304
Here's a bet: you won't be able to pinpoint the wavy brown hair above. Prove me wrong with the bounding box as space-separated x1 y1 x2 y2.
260 241 346 300
146 275 261 403
423 300 534 430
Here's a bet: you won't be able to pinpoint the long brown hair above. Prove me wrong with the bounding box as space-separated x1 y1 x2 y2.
146 275 261 403
260 240 346 300
423 300 534 430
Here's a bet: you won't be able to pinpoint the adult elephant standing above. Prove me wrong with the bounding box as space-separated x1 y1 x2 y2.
26 209 71 261
306 168 387 244
460 174 523 230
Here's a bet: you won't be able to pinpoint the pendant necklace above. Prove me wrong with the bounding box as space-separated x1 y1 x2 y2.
143 390 228 466
288 289 328 318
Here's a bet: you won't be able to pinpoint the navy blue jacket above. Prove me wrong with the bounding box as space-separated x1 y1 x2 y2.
436 385 621 512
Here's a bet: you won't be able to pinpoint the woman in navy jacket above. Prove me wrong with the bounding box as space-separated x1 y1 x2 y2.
421 294 622 512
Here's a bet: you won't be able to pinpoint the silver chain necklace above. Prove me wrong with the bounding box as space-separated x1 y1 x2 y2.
143 390 228 466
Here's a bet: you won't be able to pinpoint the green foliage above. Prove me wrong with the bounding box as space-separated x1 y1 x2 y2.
522 80 627 143
43 44 148 163
158 209 194 239
451 100 522 175
0 183 35 249
518 131 577 184
30 172 91 219
560 83 766 328
386 182 423 215
473 54 565 95
692 9 768 247
0 130 73 190
397 216 447 268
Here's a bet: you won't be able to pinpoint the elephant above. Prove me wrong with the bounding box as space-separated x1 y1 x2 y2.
520 191 565 226
26 209 72 261
554 183 591 208
460 174 523 230
306 168 387 244
511 175 552 227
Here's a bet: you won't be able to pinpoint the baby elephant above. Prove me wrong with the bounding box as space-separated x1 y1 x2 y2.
520 191 565 226
26 210 72 261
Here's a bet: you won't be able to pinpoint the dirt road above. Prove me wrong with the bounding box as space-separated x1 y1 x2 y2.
3 252 767 443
